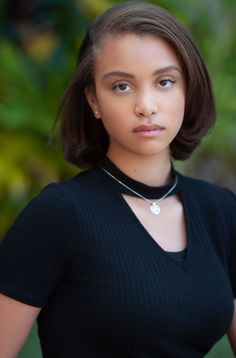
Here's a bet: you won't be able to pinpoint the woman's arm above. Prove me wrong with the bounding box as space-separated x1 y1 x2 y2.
0 293 41 358
227 299 236 356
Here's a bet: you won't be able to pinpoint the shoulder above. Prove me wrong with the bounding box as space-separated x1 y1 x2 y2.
6 171 94 238
15 167 103 227
178 170 236 202
34 167 98 206
178 170 236 227
51 166 102 196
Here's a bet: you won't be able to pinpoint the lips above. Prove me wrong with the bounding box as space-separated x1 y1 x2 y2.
133 124 164 132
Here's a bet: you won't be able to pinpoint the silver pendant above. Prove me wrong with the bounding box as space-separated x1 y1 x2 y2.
150 202 160 215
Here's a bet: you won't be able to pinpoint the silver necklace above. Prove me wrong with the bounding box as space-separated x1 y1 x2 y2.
100 166 178 216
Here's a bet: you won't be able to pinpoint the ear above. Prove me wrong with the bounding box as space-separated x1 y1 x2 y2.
85 86 101 119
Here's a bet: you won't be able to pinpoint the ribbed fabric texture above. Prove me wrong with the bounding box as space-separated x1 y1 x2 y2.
0 158 235 358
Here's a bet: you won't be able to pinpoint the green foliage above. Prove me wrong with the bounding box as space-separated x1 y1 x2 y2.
0 0 235 356
0 0 235 240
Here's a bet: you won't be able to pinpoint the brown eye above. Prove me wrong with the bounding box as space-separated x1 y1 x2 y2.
118 84 128 91
112 82 132 93
159 79 175 88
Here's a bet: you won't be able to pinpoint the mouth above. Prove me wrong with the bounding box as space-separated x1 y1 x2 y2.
133 124 164 132
133 124 164 138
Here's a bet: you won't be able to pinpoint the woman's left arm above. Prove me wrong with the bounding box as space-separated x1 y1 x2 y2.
227 299 236 355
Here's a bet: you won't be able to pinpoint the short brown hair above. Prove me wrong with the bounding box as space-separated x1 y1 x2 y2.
53 1 216 168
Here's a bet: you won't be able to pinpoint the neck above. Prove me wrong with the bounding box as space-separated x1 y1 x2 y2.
106 150 172 186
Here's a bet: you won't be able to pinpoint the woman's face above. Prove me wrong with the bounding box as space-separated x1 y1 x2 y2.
86 34 186 161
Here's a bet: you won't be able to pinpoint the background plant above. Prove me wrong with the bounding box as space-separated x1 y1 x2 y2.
0 1 235 356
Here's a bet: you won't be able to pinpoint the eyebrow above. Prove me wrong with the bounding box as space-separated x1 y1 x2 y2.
102 65 182 81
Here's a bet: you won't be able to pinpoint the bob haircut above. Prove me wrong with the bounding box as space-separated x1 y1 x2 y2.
54 1 216 168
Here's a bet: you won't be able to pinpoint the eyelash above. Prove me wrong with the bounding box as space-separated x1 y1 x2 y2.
159 78 176 88
112 83 131 93
112 78 176 93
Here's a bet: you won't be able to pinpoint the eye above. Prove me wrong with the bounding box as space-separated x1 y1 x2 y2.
112 82 132 93
159 78 175 88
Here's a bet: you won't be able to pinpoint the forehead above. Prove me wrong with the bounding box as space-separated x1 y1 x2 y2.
94 34 181 76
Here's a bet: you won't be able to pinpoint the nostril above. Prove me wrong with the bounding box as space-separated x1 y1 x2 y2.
134 103 158 118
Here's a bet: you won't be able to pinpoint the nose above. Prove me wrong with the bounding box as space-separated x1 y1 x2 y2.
134 91 158 120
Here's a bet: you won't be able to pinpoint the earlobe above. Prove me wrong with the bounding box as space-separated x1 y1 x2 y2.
85 87 101 119
94 109 100 118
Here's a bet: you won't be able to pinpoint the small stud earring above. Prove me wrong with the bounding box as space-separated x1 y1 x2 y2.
94 110 100 118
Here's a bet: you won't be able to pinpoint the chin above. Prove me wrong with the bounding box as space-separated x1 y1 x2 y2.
132 147 169 158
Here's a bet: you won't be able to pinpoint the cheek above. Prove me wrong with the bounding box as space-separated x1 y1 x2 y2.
97 102 122 133
176 99 185 121
96 90 119 116
166 93 185 134
101 103 119 117
169 91 185 118
98 97 130 130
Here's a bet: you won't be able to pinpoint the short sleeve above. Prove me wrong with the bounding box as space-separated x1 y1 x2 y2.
227 189 236 298
0 183 77 307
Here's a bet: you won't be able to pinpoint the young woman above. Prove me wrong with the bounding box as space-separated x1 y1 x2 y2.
0 2 235 357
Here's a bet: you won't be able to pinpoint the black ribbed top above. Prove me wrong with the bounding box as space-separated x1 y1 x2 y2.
0 158 235 357
98 156 186 263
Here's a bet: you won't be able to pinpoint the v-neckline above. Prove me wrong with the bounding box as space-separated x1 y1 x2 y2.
118 191 191 271
96 158 192 271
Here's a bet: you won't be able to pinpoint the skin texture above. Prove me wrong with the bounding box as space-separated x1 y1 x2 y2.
0 294 40 357
0 33 235 357
86 33 236 354
86 34 185 186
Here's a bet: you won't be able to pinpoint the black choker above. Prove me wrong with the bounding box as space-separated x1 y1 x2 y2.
97 156 180 202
